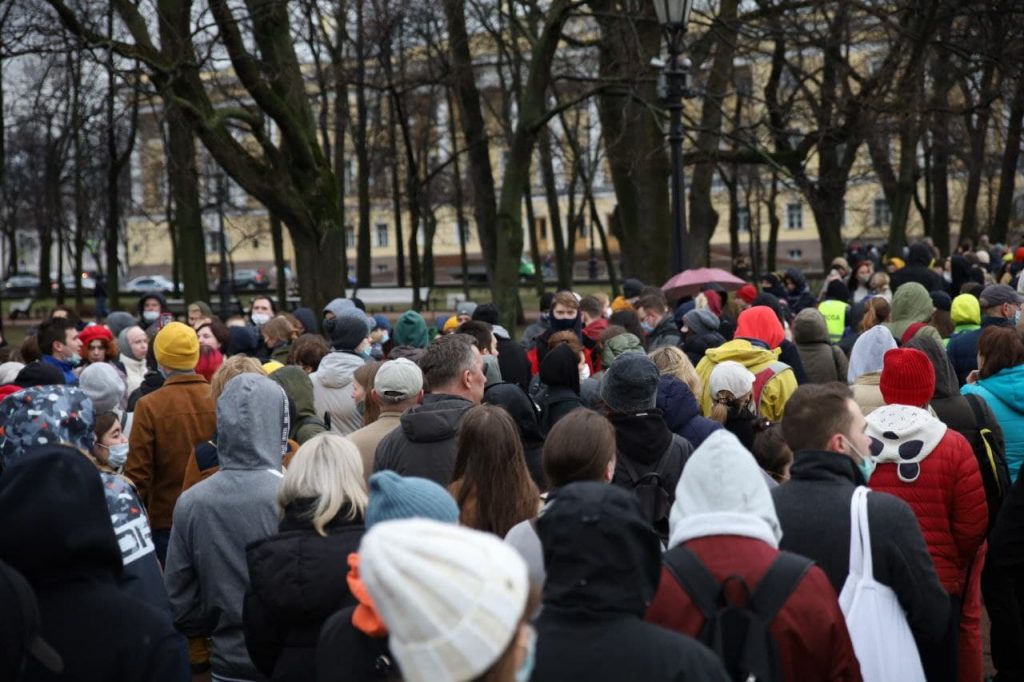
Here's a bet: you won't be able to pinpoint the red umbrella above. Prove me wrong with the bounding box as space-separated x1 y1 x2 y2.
661 268 747 299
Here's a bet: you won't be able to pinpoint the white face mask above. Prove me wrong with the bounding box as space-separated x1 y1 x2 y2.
100 442 129 468
579 362 591 381
142 310 160 322
251 313 271 326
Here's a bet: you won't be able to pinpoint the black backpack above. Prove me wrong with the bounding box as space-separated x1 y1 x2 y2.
964 394 1012 532
664 545 813 682
618 454 673 542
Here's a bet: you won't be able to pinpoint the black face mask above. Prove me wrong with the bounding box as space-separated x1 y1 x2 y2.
550 315 579 332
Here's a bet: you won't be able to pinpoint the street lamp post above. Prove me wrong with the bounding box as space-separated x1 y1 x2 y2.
654 0 694 275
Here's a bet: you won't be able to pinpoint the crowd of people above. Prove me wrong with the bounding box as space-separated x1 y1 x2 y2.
4 235 1024 681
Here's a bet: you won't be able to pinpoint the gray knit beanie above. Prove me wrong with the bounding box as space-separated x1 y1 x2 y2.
600 353 660 414
323 307 373 350
79 363 126 414
683 308 720 336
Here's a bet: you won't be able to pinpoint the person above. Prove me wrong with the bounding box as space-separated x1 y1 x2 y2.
647 430 861 681
125 322 216 565
772 383 951 658
288 333 331 373
504 409 616 586
0 558 66 680
196 317 230 353
635 289 682 349
137 291 168 331
602 353 693 541
79 324 118 366
695 306 797 421
947 292 981 348
961 326 1024 481
351 361 382 427
79 361 127 416
948 284 1022 385
36 316 82 384
839 295 890 357
270 365 329 445
521 292 555 350
449 405 540 536
752 422 793 483
849 259 874 304
164 373 287 682
315 471 460 682
537 343 586 434
374 334 486 484
930 290 955 338
358 519 536 682
656 374 721 448
532 482 729 682
680 308 726 366
244 434 367 682
473 303 531 391
817 279 851 343
105 311 137 339
707 361 762 451
0 447 189 681
457 320 503 386
346 358 423 484
483 382 547 491
186 301 213 328
249 296 277 361
312 307 372 435
782 268 817 314
261 315 298 364
649 344 703 399
527 291 586 372
890 241 947 293
793 308 849 384
847 324 897 416
883 281 943 346
579 295 609 360
867 347 988 682
392 309 430 348
117 325 150 394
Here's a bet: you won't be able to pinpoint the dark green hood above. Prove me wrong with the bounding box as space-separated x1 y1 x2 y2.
270 366 317 419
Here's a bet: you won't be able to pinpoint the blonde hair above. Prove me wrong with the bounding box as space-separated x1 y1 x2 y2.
868 271 890 292
210 355 266 400
277 434 368 536
262 315 299 346
648 345 702 397
709 389 751 423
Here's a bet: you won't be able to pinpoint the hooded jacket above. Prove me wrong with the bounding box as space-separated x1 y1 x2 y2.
962 363 1024 481
312 350 366 436
646 314 683 350
484 382 546 489
950 294 981 333
538 344 584 435
948 315 1016 385
244 501 365 682
136 291 168 330
532 482 730 682
271 366 327 444
0 446 188 681
601 332 644 367
793 308 849 384
648 431 861 682
884 282 942 345
890 242 948 293
784 269 817 314
866 404 988 594
695 340 797 422
656 375 722 448
847 325 897 416
164 374 287 681
373 393 475 485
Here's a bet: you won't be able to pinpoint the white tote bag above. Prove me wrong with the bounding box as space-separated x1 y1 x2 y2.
838 487 926 682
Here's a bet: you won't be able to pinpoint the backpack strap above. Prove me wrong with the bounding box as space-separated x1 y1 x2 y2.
752 361 789 416
965 393 987 427
663 545 720 622
750 551 814 624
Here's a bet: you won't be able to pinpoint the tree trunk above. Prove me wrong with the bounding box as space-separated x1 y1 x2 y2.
523 184 544 295
270 212 287 306
726 171 741 266
992 72 1024 243
70 50 86 307
332 63 350 293
389 95 406 287
766 172 781 272
588 190 619 296
353 0 372 287
961 60 999 242
447 89 470 298
165 105 208 304
539 129 571 289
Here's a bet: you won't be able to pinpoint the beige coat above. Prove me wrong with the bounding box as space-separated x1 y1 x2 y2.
852 372 885 416
346 411 403 485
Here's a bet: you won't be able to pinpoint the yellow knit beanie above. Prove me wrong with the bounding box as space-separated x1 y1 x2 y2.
154 322 200 371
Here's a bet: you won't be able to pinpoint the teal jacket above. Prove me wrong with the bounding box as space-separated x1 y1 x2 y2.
962 364 1024 481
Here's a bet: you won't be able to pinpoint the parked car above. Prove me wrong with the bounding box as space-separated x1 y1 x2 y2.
50 272 97 292
232 268 269 290
125 275 174 293
2 274 40 293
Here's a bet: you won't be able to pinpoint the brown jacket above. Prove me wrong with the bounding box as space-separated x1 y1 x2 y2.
125 373 216 529
346 412 403 485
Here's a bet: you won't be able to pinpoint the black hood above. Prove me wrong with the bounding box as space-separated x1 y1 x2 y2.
656 375 700 433
399 394 474 443
539 344 580 395
135 291 167 317
784 268 807 291
608 411 673 465
906 335 958 400
484 383 545 449
0 445 121 582
538 481 661 615
907 242 933 267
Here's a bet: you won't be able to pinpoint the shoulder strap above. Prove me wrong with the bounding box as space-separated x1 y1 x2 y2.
663 545 720 622
750 552 813 623
617 453 643 484
965 393 987 427
752 361 789 415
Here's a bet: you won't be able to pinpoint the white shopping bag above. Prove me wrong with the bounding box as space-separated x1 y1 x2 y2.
838 487 926 682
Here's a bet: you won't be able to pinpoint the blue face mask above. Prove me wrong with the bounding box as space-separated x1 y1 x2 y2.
1015 309 1022 326
101 442 130 468
515 627 536 682
380 331 390 345
67 353 82 368
844 436 875 483
640 319 655 334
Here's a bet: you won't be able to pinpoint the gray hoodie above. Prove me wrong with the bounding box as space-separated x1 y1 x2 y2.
164 373 287 681
311 350 366 435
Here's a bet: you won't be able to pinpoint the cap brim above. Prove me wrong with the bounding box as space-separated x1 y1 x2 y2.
28 636 63 673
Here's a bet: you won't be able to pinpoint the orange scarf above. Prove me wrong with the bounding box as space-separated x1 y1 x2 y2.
347 552 388 637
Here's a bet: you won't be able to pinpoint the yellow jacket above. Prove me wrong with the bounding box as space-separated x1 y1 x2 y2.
695 339 798 422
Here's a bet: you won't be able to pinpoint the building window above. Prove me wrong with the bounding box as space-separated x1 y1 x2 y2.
786 202 803 230
873 197 891 228
205 231 221 254
376 223 389 248
788 249 803 260
345 225 355 249
737 206 750 232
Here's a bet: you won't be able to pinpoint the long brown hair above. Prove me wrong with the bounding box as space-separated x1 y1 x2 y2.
449 405 539 537
859 297 891 331
353 361 381 425
542 409 615 487
978 326 1024 379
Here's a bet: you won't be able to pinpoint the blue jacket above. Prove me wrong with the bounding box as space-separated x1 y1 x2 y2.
962 364 1024 482
948 316 1015 386
41 353 77 385
656 375 722 448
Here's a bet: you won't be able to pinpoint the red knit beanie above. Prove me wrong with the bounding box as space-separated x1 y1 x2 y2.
880 348 935 407
737 284 758 305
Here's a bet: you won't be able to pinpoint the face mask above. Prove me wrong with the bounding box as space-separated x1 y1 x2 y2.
640 320 655 334
942 273 952 283
360 347 372 359
858 273 871 285
579 362 591 381
843 435 875 483
101 442 130 468
515 628 536 682
550 316 577 332
142 310 160 322
251 313 270 327
379 331 390 345
68 353 82 367
1016 309 1022 326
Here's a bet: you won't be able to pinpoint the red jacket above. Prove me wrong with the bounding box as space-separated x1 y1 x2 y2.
869 429 987 594
646 536 861 682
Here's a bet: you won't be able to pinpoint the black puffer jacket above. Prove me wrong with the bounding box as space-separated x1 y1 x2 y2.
532 482 729 682
0 446 188 682
244 500 365 682
890 242 948 293
373 394 474 485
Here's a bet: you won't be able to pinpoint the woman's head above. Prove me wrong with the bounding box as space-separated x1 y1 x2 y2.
869 271 890 292
210 355 266 400
187 301 213 328
93 411 128 469
352 360 382 425
647 345 702 397
977 326 1024 379
287 333 331 373
262 315 299 349
752 423 792 483
708 361 755 423
542 409 616 487
277 434 368 536
119 325 149 361
859 297 891 331
196 319 230 352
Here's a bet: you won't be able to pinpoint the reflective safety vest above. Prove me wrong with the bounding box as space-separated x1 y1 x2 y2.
818 299 849 343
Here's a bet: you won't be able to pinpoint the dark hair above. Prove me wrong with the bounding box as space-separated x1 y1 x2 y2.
929 309 954 338
752 423 793 483
635 290 668 316
37 318 75 357
859 297 891 331
542 409 615 487
95 411 119 441
287 333 330 371
196 319 231 351
418 334 478 392
978 326 1024 379
51 305 82 327
353 361 382 425
387 345 425 363
578 295 603 320
457 321 494 355
599 324 627 344
608 310 646 346
471 303 500 325
449 405 539 537
250 296 277 314
781 382 855 453
539 292 555 312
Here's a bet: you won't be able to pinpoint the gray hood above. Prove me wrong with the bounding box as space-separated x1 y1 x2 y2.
906 336 959 400
217 373 288 471
793 308 830 345
323 297 354 318
313 351 364 390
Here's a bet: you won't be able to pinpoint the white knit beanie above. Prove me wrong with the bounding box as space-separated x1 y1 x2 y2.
709 360 755 398
359 519 529 682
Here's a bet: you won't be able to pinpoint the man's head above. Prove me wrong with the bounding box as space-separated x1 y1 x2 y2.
978 284 1023 320
417 334 486 404
456 321 498 356
600 353 660 414
781 383 870 463
153 321 200 374
140 295 163 315
250 296 276 326
538 292 556 316
455 301 477 325
323 308 372 352
373 358 425 412
36 318 81 363
550 291 579 321
634 291 669 333
622 278 645 303
578 296 604 326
